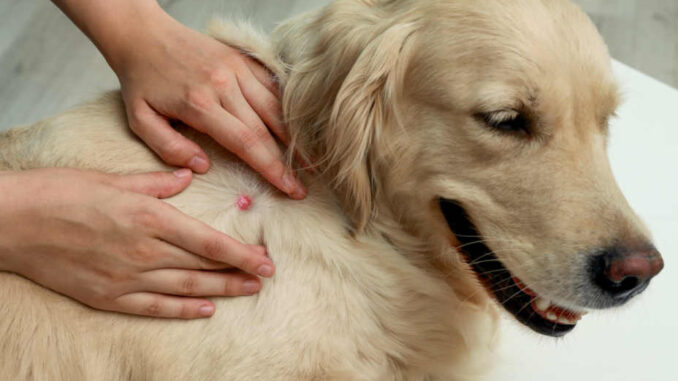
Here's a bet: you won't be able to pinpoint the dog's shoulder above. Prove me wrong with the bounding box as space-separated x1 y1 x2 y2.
0 92 166 173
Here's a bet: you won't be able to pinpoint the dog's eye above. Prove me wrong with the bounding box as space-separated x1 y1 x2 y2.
479 110 530 135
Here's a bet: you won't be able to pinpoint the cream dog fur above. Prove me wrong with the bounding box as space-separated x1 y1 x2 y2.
0 0 663 380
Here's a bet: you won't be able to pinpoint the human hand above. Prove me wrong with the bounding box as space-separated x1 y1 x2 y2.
0 168 274 319
105 4 306 199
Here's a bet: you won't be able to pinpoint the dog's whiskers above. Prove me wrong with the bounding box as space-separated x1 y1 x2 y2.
516 299 535 316
499 283 533 306
451 239 493 251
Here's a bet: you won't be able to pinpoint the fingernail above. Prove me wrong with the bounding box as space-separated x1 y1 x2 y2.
283 172 306 198
292 181 307 199
257 264 274 277
173 168 192 178
283 172 296 194
243 280 261 295
199 304 214 317
188 156 209 173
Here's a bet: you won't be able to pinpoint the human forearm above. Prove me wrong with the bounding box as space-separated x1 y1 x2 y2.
50 0 171 73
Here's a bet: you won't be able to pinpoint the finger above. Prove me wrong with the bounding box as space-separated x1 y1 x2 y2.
219 86 285 159
107 169 194 199
128 101 210 173
140 240 235 271
156 204 275 277
237 70 289 145
139 269 262 297
113 292 216 319
182 105 305 199
153 240 272 271
179 244 269 271
242 57 279 95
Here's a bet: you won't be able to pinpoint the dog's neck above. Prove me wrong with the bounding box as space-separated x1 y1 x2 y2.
271 0 488 307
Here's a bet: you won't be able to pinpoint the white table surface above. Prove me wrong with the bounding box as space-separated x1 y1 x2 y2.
488 61 678 381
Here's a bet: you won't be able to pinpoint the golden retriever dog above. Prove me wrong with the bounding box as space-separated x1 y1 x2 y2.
0 0 664 379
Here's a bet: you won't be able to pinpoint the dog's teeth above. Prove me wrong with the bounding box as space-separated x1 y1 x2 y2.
557 316 576 325
546 312 558 321
535 297 551 312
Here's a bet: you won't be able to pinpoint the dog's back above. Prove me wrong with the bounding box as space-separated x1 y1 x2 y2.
0 32 493 381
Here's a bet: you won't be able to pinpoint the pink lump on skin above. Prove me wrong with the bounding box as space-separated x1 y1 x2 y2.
236 195 252 211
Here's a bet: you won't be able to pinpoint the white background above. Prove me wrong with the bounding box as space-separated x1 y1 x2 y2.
488 61 677 381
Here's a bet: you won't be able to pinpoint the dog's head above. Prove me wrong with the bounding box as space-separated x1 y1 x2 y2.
278 0 663 337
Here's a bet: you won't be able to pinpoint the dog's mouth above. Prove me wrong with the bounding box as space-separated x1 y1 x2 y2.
439 198 586 337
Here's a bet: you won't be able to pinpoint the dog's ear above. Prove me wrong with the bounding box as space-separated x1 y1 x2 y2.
208 19 287 80
285 21 417 232
326 23 417 231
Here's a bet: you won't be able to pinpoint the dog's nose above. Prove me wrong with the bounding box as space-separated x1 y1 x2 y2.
592 246 664 300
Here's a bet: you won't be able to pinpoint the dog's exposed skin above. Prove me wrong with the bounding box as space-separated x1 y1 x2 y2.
0 0 663 380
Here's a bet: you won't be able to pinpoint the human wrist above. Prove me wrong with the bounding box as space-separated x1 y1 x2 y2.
52 0 171 75
0 242 18 273
97 1 175 75
0 172 20 273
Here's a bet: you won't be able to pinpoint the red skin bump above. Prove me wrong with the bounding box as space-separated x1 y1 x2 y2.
236 195 252 211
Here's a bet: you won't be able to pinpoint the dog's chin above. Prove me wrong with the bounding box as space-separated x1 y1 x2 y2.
439 198 586 337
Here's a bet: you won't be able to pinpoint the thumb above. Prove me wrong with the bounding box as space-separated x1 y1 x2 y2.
108 169 193 199
127 100 210 173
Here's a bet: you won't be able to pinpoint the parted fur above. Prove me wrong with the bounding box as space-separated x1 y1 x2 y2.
0 0 651 380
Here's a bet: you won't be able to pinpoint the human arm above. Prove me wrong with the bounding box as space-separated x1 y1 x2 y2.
51 0 306 198
0 168 274 318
